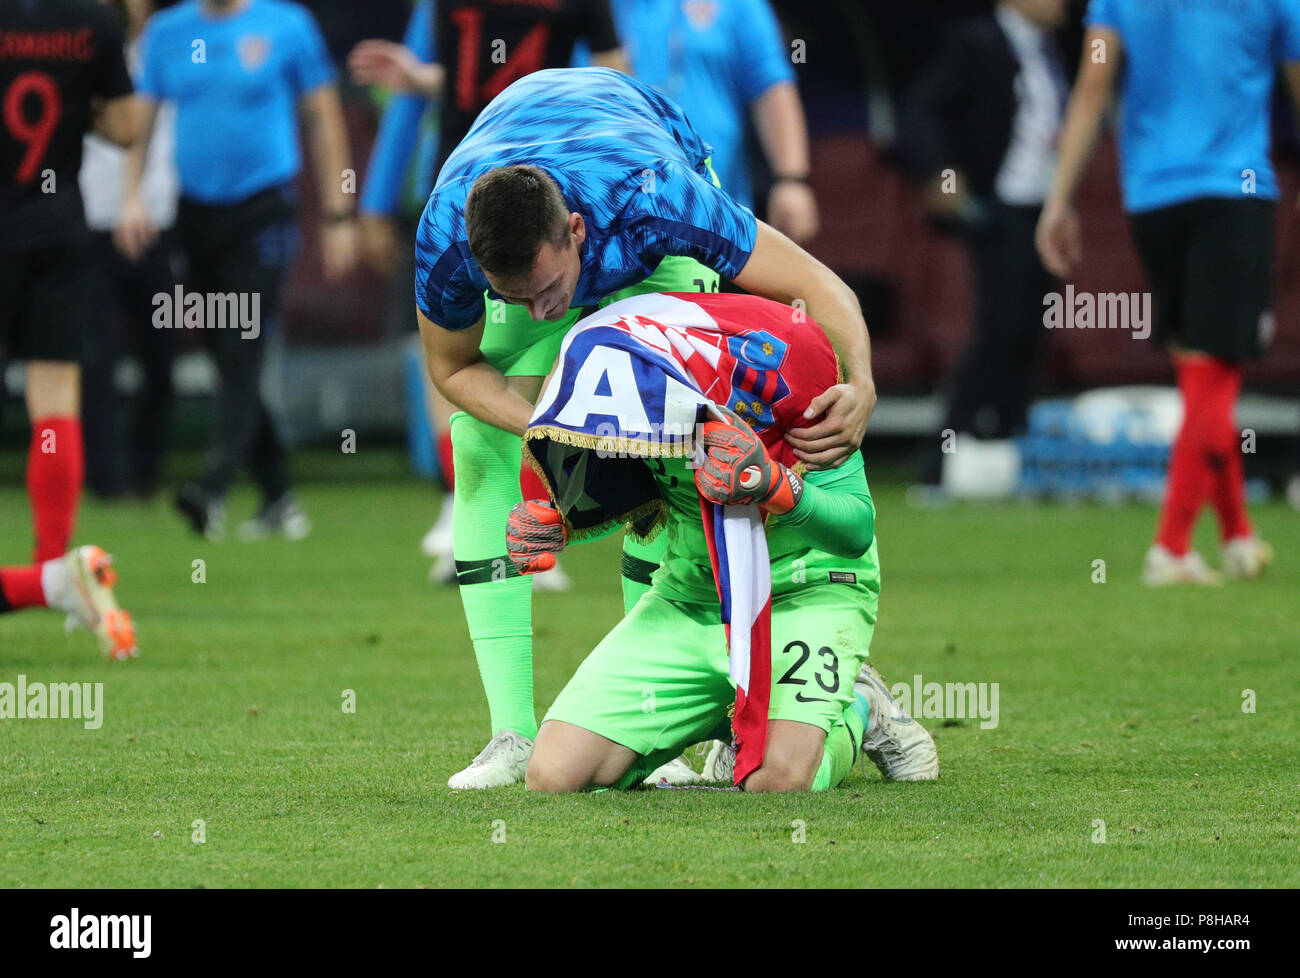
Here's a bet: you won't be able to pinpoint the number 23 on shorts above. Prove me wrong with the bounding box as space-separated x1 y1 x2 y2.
776 640 840 704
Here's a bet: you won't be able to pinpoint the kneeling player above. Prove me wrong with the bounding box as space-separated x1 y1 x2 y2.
507 292 936 791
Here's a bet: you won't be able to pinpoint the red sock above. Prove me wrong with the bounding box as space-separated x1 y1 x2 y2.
1155 359 1238 556
0 564 47 613
1205 366 1253 542
437 429 455 491
27 415 83 562
520 461 548 501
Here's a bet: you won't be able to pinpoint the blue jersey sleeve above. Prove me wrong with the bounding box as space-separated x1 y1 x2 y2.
414 208 487 330
633 162 758 279
1084 0 1123 32
734 0 795 103
286 4 338 96
360 0 436 217
1274 0 1300 61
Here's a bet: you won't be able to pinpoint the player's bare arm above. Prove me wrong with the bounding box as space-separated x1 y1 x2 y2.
1035 26 1122 278
752 82 819 244
300 83 358 280
115 96 160 261
418 308 537 437
90 92 143 150
347 38 445 98
732 221 876 468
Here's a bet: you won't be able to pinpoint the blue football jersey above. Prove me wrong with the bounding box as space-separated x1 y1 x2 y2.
1086 0 1300 212
138 0 336 204
414 67 758 331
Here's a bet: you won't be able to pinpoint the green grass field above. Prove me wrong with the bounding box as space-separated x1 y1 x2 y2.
2 452 1297 888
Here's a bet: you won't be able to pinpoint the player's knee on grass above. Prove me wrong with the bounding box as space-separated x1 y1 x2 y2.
525 754 587 794
526 720 637 793
742 720 826 793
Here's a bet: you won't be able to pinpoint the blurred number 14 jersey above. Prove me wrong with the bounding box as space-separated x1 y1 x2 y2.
435 0 619 155
0 0 132 250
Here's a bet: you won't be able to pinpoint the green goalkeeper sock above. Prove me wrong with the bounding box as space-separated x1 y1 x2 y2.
620 532 666 613
450 412 537 740
811 703 865 791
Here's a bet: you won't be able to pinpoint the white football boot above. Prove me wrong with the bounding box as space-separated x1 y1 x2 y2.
447 731 533 789
1141 544 1222 586
237 493 311 541
1221 536 1274 581
856 663 939 782
422 501 457 586
420 500 454 558
643 754 701 786
51 546 138 661
701 740 735 783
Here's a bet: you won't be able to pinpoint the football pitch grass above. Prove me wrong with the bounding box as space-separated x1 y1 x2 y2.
2 458 1296 888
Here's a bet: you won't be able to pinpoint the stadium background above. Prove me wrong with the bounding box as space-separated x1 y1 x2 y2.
5 0 1295 478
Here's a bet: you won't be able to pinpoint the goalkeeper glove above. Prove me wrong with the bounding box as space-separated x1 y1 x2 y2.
506 499 566 574
694 404 803 514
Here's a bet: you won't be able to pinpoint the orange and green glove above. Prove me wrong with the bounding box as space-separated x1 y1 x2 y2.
506 499 566 574
694 404 803 514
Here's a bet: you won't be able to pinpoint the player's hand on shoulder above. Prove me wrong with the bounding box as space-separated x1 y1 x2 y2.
506 499 566 574
784 379 874 471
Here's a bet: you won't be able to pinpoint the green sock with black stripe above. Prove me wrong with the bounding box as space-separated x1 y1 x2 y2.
811 704 865 791
450 412 537 740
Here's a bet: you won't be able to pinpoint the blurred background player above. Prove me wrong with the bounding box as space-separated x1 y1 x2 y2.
610 0 819 245
1036 0 1299 585
118 0 358 541
0 0 141 658
415 68 877 788
80 0 179 501
348 0 626 586
903 0 1068 496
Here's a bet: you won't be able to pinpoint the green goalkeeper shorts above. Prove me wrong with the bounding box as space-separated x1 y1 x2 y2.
542 580 877 758
480 255 721 378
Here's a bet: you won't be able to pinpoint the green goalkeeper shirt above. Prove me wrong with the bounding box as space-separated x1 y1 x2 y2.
645 450 881 608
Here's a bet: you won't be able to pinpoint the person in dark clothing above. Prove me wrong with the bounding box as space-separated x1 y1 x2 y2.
900 0 1069 491
0 0 143 659
80 0 178 500
118 0 359 540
